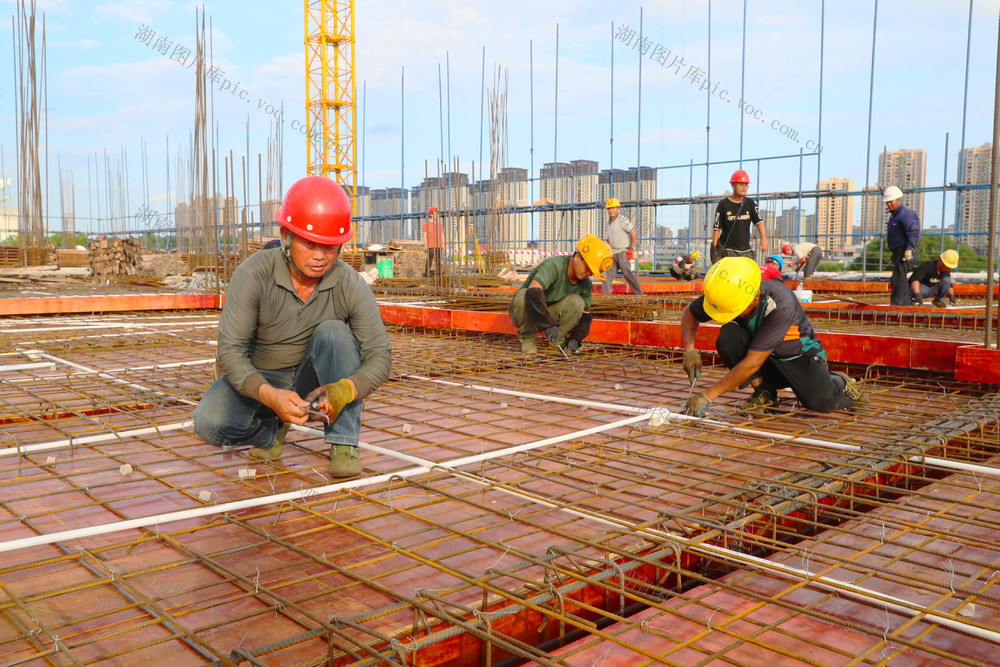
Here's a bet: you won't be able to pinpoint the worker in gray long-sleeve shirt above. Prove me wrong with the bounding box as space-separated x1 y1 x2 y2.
193 176 392 478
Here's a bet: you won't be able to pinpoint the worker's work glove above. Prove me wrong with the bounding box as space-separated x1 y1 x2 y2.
682 350 702 383
543 325 560 345
685 392 711 417
910 294 923 306
304 378 357 423
567 339 582 354
903 249 913 262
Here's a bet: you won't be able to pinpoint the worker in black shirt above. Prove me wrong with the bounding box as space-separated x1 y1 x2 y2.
711 170 767 264
680 257 866 416
909 249 959 308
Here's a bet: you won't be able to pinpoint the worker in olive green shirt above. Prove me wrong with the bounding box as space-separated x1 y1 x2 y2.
193 176 392 478
509 234 612 354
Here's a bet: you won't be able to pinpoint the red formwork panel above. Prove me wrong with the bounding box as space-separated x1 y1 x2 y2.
1 293 222 315
451 310 514 334
955 345 1000 384
588 318 630 344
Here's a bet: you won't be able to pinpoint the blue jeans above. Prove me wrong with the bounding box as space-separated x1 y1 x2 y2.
193 321 363 448
915 276 953 301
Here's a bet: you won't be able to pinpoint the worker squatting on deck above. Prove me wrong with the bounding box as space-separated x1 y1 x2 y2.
910 249 960 308
509 234 613 355
193 176 392 479
680 257 867 417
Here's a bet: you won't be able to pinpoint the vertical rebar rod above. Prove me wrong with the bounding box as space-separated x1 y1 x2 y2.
705 0 711 201
941 132 949 254
636 8 643 254
400 66 404 246
984 3 1000 350
861 0 878 282
816 0 825 195
957 0 974 247
738 0 747 165
530 39 535 242
553 23 559 251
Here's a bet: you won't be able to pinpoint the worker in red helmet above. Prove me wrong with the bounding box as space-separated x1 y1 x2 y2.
423 206 444 279
194 176 392 479
710 169 767 264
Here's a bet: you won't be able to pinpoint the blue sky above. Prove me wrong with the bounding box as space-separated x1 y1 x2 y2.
1 0 999 234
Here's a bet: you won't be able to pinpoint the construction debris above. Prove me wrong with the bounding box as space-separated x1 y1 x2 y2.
89 237 144 278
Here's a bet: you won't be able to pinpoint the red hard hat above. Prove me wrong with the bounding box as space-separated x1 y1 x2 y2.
428 206 438 214
275 176 354 245
730 169 750 184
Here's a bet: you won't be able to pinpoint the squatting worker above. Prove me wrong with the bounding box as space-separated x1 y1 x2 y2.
909 249 959 308
711 169 766 264
781 241 822 280
423 206 444 278
884 185 921 307
193 176 392 479
602 198 644 295
669 250 701 281
680 257 866 417
509 234 612 355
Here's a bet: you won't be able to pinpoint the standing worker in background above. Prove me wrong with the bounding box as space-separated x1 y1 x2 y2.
193 176 392 479
602 198 644 295
909 249 959 308
884 186 921 306
669 250 701 281
680 257 865 417
711 170 767 264
510 234 612 354
423 206 444 279
782 241 823 282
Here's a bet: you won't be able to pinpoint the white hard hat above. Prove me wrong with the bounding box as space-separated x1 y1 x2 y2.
883 186 903 203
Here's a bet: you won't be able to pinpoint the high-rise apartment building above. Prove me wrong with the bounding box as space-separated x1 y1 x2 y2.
816 178 854 250
858 185 882 243
538 162 574 252
956 143 993 253
474 167 530 246
688 196 712 246
879 149 926 222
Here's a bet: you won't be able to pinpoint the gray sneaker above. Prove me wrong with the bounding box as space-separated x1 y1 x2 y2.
248 422 289 461
831 371 868 405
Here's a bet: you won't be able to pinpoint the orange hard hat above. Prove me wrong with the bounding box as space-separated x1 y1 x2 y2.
275 176 354 245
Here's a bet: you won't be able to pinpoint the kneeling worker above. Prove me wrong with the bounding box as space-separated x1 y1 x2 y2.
681 257 865 416
909 249 959 307
509 234 612 354
194 176 392 478
669 250 701 280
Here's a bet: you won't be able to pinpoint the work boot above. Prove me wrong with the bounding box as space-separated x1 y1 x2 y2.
932 298 947 309
831 371 869 406
328 444 362 478
520 337 537 354
248 422 289 461
741 387 777 414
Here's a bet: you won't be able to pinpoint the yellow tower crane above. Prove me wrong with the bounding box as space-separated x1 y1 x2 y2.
304 0 356 206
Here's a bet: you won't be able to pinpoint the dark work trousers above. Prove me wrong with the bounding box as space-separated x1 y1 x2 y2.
715 323 853 413
425 247 442 277
889 248 914 306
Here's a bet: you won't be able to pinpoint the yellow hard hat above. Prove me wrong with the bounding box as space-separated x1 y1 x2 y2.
940 248 959 269
605 198 620 209
577 234 613 281
702 257 761 323
690 250 701 261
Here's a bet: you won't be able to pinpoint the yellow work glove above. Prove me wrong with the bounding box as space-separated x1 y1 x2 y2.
305 379 357 422
682 350 702 384
685 392 711 417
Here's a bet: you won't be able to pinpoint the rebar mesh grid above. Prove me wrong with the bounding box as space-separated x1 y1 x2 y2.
0 314 998 665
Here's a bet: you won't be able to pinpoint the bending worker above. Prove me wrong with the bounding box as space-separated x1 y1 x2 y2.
194 176 392 479
760 254 784 281
509 234 612 354
669 250 701 281
711 169 766 264
782 241 822 280
602 198 644 295
909 249 959 308
681 257 865 416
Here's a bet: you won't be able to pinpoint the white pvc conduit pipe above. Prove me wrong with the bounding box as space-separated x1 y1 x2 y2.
0 422 192 458
409 375 1000 479
0 413 648 555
